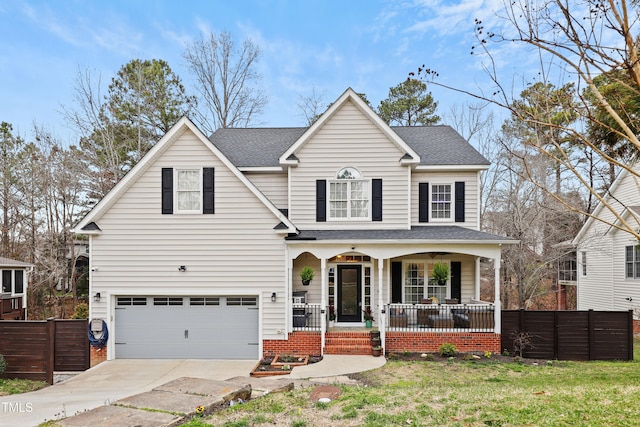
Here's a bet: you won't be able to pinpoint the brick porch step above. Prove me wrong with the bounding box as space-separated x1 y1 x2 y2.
324 331 373 355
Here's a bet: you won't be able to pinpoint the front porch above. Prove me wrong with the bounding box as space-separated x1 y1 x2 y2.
0 295 24 320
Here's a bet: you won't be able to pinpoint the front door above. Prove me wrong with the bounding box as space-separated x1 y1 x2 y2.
337 265 361 322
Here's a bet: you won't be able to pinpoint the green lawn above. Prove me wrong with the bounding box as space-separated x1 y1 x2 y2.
183 338 640 427
0 378 48 395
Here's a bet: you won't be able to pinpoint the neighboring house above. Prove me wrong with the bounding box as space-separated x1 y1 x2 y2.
74 88 516 361
572 165 640 318
0 256 32 320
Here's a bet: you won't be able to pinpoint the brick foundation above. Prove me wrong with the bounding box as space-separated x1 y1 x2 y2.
90 346 107 367
263 331 322 357
385 332 501 354
634 319 640 334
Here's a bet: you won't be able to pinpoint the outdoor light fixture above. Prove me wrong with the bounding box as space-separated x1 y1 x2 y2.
93 292 101 302
271 292 277 302
178 265 187 272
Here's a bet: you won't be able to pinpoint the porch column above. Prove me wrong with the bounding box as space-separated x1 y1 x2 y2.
287 255 293 332
320 257 327 355
493 256 501 334
475 257 481 301
378 258 385 350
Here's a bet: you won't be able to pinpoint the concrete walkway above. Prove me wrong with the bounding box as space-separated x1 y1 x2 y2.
0 355 385 427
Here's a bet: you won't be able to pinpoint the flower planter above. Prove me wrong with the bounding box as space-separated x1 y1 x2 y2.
271 354 309 367
372 347 382 357
250 361 292 377
365 319 373 328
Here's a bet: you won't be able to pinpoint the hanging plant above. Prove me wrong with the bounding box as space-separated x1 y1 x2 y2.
300 266 314 285
432 262 450 285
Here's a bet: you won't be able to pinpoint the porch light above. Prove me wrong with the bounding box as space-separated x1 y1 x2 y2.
93 292 101 302
178 265 187 272
271 292 277 302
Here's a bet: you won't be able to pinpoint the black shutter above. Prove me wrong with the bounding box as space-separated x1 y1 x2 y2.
316 180 326 222
418 182 429 222
161 168 173 214
203 167 215 214
391 262 403 303
451 261 462 302
372 179 382 221
455 181 465 222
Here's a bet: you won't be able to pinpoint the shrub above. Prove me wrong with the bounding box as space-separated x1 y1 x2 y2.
438 342 458 357
71 303 89 319
0 354 6 376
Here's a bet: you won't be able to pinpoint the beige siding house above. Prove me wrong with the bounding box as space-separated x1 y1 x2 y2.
75 88 515 361
573 166 640 314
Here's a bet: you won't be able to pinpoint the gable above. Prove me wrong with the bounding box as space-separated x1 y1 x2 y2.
279 88 419 165
74 117 295 233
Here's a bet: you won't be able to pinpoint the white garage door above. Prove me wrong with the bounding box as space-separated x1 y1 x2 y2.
114 296 259 359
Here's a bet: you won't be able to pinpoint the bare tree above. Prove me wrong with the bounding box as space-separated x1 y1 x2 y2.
184 31 267 133
417 0 640 239
297 87 328 126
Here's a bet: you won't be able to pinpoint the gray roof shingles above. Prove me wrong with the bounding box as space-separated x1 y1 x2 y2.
209 125 489 168
0 256 33 267
286 226 516 242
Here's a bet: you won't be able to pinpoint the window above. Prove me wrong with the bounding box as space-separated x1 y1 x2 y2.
625 246 640 278
329 167 370 220
558 252 577 283
2 270 11 293
117 297 147 306
190 297 220 306
404 262 425 304
14 270 23 293
581 251 587 277
227 297 257 306
431 184 452 220
154 297 183 306
176 170 201 212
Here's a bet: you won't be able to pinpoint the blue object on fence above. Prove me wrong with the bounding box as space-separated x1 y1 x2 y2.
88 320 109 349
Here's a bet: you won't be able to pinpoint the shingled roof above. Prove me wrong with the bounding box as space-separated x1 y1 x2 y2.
286 226 516 243
209 125 489 168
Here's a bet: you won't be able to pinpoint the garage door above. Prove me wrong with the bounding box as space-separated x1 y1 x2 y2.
114 296 259 359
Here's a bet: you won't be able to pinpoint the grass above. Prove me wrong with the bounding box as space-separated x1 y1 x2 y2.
0 378 48 395
185 338 640 427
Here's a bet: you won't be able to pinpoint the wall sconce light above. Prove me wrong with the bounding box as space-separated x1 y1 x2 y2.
271 292 277 303
93 292 101 302
178 265 187 272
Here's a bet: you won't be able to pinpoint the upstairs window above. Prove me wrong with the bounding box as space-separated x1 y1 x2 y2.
177 170 201 212
329 167 370 220
431 184 452 220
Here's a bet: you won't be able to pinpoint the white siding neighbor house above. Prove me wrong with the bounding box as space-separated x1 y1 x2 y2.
572 165 640 320
0 256 32 320
75 88 516 361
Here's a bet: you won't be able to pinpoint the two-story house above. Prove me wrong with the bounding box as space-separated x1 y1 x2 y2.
74 88 515 362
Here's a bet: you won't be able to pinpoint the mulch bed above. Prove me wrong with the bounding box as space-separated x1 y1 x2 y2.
250 354 323 377
385 351 553 366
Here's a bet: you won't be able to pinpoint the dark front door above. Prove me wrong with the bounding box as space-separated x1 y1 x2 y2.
337 265 362 322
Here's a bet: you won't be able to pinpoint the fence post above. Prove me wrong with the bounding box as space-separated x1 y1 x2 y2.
46 318 55 385
85 319 91 370
588 309 594 361
628 310 634 361
553 310 559 360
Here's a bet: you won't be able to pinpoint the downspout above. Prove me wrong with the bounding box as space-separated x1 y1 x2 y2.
378 258 385 353
321 258 327 355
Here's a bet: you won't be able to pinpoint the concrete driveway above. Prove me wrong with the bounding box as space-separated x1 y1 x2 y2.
0 359 257 427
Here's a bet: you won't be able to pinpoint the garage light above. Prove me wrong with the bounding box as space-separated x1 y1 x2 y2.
178 265 187 272
93 292 101 302
271 292 277 303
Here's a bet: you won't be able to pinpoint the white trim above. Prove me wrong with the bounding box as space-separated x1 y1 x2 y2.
430 182 454 223
238 167 284 172
327 178 372 221
476 170 482 229
75 117 297 233
279 88 420 165
407 167 411 229
174 168 203 214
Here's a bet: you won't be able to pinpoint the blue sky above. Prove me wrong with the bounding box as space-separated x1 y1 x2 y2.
0 0 520 144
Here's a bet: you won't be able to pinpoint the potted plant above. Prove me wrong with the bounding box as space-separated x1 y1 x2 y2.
363 306 374 328
328 305 336 327
432 262 450 286
300 266 314 286
372 345 382 357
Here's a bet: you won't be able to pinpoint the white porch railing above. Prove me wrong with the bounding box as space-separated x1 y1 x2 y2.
385 303 496 332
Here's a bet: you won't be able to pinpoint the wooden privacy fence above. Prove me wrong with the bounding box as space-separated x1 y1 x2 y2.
0 319 89 384
501 310 634 361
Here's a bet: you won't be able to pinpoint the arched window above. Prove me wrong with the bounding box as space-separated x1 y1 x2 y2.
329 167 369 219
